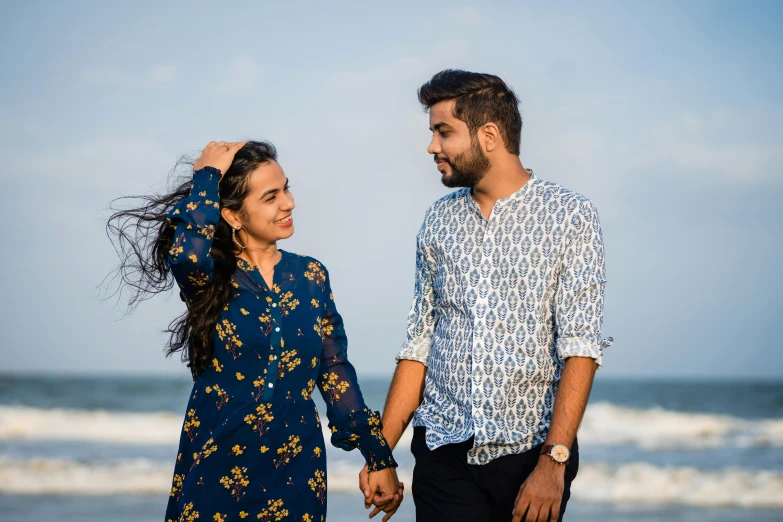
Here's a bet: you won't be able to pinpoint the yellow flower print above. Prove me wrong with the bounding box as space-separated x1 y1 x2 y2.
239 512 248 519
216 319 243 359
212 358 223 372
310 299 319 309
188 270 209 288
277 350 301 379
308 469 326 504
309 357 318 369
169 473 184 497
279 291 300 316
188 254 198 263
301 379 316 400
251 377 266 401
189 437 218 472
240 308 250 315
312 447 322 459
273 435 303 468
313 317 322 338
304 262 326 289
261 446 269 453
303 515 313 522
321 318 334 338
183 409 200 442
180 502 200 522
213 514 227 522
219 466 249 501
197 223 215 240
236 372 245 380
206 384 229 410
186 201 200 211
319 372 350 404
258 314 272 336
244 403 274 436
257 498 289 522
169 234 184 258
230 444 245 456
366 410 387 445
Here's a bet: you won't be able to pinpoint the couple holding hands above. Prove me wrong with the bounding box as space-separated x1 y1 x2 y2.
111 69 610 522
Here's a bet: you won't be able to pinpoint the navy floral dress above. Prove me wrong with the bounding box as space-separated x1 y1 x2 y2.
164 167 397 522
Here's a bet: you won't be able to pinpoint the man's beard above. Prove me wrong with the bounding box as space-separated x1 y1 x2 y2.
438 137 491 188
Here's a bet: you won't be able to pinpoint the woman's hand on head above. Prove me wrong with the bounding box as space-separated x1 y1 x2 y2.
194 141 247 176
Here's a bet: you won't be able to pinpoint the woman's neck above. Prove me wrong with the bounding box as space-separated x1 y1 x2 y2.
239 243 280 271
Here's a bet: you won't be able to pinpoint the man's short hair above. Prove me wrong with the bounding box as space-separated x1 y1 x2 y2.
418 69 522 155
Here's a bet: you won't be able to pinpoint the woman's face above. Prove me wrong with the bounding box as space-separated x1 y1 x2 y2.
237 160 295 245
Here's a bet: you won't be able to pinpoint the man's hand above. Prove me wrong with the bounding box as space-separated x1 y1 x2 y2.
359 464 404 521
512 457 565 522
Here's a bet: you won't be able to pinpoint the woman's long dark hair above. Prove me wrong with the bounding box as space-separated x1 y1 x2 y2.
106 141 278 376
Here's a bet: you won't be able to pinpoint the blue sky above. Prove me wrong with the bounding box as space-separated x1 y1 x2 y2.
1 1 781 378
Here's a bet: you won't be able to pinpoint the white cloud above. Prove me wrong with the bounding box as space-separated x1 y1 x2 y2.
213 57 262 94
148 65 177 87
1 138 177 197
449 5 485 27
327 40 471 92
649 110 783 182
83 65 177 88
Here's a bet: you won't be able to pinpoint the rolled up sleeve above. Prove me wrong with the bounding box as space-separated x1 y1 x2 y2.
555 199 611 367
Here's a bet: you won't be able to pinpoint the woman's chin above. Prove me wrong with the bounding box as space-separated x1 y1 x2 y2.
278 226 295 240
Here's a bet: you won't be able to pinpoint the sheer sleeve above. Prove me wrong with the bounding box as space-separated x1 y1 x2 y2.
166 167 221 303
313 263 398 472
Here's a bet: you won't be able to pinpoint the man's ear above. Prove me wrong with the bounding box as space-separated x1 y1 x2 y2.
481 122 501 153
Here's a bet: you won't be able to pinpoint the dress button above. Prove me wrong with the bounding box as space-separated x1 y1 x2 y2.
272 303 277 308
275 327 280 332
268 383 274 388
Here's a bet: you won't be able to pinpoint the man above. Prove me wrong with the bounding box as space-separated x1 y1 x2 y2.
361 69 611 522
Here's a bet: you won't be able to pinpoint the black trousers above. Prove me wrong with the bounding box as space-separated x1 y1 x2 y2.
411 427 579 522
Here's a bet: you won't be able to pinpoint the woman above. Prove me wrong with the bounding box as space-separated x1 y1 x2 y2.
108 140 402 522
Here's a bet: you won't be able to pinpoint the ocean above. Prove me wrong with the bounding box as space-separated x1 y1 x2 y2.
0 375 781 521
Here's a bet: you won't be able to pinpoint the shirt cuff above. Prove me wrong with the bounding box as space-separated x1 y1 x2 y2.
556 336 612 367
330 408 398 472
192 166 221 189
396 341 430 366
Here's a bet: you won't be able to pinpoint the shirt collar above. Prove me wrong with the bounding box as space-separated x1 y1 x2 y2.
465 171 538 218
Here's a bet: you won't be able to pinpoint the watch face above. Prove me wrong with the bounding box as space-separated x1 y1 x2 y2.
551 445 570 463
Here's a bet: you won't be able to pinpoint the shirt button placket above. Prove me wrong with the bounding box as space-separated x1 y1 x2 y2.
471 217 495 441
262 296 283 401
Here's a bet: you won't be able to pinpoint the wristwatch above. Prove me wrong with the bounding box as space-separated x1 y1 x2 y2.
540 444 570 464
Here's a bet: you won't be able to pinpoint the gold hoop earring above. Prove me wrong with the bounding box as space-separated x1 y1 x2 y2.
232 226 248 251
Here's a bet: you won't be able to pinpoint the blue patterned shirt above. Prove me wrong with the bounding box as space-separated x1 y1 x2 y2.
397 175 611 465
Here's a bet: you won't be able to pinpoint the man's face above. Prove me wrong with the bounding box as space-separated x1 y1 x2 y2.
427 100 490 188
